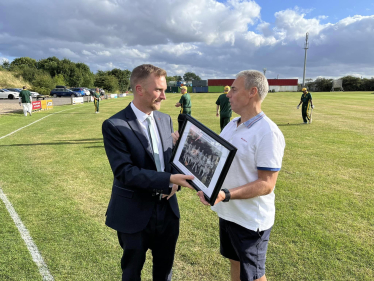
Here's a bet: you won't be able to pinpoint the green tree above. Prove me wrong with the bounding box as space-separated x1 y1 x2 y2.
166 76 176 84
359 78 374 91
173 75 182 81
37 57 60 77
10 57 37 69
52 74 66 88
342 76 361 91
1 60 10 70
183 72 201 82
109 68 131 92
314 78 333 92
94 74 119 93
32 73 55 95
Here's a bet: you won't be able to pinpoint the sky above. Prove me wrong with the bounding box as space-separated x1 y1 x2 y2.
0 0 373 81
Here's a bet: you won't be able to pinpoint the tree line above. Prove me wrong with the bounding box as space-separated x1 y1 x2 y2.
306 76 374 92
0 57 202 95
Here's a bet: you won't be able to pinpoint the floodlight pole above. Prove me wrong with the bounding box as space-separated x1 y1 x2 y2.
263 68 267 76
302 32 309 87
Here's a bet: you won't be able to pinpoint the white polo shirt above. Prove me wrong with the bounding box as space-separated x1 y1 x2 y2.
211 112 285 231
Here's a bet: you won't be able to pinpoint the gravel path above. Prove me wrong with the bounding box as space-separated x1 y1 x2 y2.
0 100 23 114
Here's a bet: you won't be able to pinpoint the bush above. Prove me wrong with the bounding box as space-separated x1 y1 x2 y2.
32 73 54 95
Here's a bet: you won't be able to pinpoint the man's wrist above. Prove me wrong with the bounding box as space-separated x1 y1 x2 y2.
221 188 231 202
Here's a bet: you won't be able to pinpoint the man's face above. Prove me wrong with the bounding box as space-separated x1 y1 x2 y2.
140 73 167 112
303 90 307 94
181 89 186 95
227 76 251 114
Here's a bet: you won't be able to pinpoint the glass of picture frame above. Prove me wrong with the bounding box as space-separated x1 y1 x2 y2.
170 115 237 205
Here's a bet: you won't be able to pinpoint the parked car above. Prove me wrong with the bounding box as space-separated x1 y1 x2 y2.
0 89 19 99
82 87 91 96
6 88 40 98
50 88 82 97
70 87 90 96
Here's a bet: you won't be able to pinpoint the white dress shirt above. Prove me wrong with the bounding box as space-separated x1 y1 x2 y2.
131 102 166 172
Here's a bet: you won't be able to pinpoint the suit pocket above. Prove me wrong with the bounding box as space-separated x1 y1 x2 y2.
113 185 134 199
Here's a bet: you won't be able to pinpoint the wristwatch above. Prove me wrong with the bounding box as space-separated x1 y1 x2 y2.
221 189 231 202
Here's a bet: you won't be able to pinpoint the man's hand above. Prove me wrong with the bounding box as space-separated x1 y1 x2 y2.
175 102 181 107
311 105 314 109
198 190 225 206
171 131 179 145
297 105 300 109
216 113 219 117
170 174 194 189
165 184 178 200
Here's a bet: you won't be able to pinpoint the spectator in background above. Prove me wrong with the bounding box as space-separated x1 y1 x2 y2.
175 86 191 133
297 88 314 124
19 86 32 116
93 88 101 113
216 85 232 132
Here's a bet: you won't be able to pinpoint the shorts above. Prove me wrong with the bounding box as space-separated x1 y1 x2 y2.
219 218 272 281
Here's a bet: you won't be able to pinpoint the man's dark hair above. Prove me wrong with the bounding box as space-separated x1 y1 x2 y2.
130 64 167 90
23 86 26 89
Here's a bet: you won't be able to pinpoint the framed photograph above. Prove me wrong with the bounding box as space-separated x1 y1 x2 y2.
170 115 237 205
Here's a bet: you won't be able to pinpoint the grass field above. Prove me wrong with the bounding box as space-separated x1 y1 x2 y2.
0 92 373 281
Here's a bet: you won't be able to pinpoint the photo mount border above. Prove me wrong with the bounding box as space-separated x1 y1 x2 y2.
170 115 237 206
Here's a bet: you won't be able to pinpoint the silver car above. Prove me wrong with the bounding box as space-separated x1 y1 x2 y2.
6 88 40 98
0 89 20 99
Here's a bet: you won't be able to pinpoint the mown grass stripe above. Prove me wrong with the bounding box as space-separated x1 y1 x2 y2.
0 107 84 141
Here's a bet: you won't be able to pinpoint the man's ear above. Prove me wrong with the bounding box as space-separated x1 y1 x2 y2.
249 87 258 99
135 84 143 96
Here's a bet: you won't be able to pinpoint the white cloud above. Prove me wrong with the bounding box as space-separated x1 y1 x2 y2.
82 50 93 56
0 1 373 80
49 48 80 58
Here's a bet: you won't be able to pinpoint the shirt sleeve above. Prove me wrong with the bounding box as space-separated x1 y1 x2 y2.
179 95 184 105
216 96 220 105
256 131 285 171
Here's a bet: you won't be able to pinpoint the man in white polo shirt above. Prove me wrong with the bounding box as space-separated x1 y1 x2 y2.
197 70 285 281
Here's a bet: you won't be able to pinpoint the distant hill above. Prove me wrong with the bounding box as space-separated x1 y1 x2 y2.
0 70 32 89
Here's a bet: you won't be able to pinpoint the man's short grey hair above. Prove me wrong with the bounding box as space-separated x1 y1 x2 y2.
236 70 269 101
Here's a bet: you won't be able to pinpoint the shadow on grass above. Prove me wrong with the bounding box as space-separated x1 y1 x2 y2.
0 138 103 147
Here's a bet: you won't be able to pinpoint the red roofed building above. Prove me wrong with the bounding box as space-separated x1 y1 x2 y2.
268 79 298 92
206 78 299 92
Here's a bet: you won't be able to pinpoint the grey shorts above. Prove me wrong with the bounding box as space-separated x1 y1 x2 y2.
219 218 272 281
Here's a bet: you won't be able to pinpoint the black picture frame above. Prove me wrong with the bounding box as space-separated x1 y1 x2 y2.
170 115 237 206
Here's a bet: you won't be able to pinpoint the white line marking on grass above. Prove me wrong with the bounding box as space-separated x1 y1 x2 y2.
0 187 54 281
0 107 79 141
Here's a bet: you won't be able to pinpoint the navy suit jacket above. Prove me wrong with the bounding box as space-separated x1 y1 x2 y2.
102 103 179 234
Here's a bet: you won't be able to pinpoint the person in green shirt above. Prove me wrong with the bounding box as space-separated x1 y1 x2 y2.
297 87 314 124
216 85 232 131
18 86 32 116
175 86 192 133
93 87 101 113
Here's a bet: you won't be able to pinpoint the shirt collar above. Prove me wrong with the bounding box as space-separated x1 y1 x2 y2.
131 102 154 123
233 111 265 129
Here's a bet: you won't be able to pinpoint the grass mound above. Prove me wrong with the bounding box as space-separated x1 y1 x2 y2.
0 70 32 89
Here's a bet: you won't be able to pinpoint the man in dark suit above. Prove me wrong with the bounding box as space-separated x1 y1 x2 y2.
102 64 194 281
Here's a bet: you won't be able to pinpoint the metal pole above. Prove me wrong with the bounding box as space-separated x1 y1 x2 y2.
302 32 309 87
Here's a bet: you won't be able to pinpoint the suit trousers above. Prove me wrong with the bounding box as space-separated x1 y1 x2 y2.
117 198 179 281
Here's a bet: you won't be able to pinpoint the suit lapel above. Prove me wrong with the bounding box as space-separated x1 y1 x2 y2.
124 104 154 162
